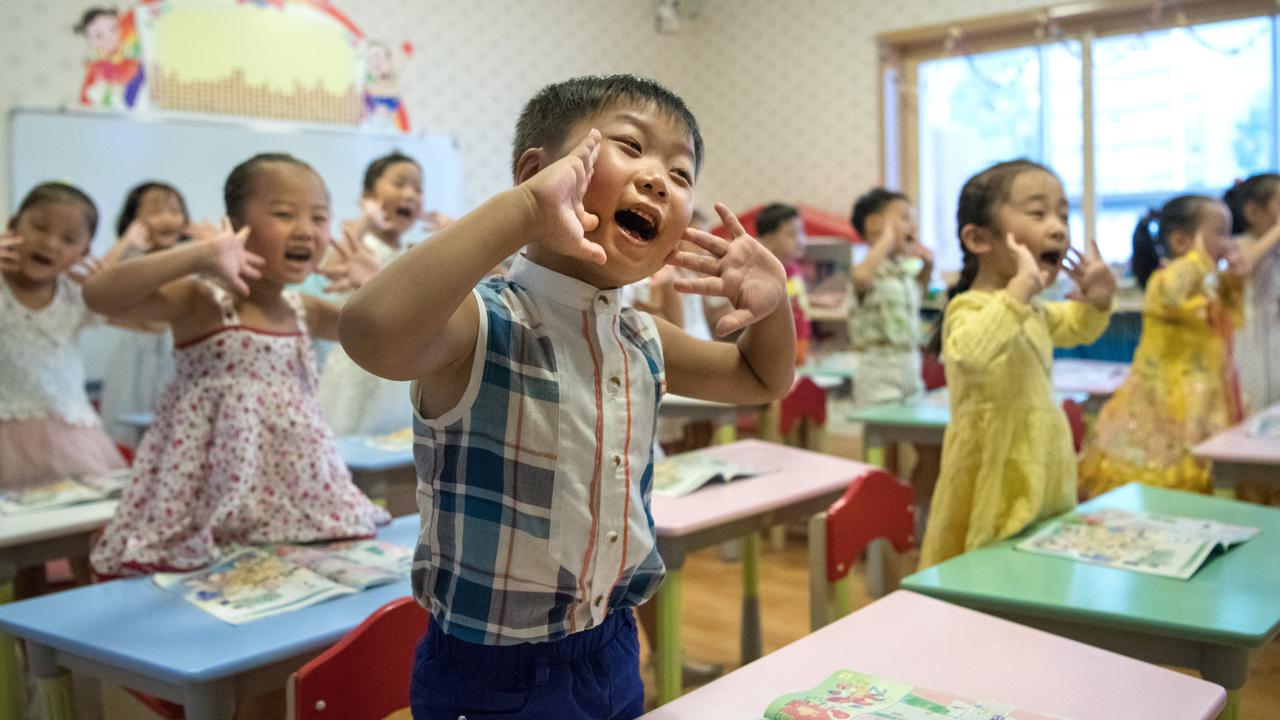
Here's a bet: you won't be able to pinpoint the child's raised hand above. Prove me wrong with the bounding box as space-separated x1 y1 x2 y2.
521 129 606 265
1007 233 1051 301
361 197 392 233
420 209 454 232
668 203 787 337
121 220 152 251
67 255 105 284
322 225 382 293
0 231 22 273
1063 235 1116 311
203 217 264 295
185 220 222 242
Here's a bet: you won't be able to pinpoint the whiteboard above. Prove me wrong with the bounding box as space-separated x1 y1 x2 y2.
8 107 462 382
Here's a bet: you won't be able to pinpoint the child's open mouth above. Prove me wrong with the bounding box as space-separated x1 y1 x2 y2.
283 248 313 263
1039 250 1063 266
615 208 658 243
29 252 53 266
393 206 416 221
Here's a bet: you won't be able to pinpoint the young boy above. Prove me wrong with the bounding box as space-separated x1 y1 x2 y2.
754 202 810 363
340 75 795 719
849 187 939 529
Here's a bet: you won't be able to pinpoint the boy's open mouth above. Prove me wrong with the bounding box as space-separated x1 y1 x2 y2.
284 248 313 262
615 208 658 242
1039 250 1063 266
29 252 53 266
393 206 416 221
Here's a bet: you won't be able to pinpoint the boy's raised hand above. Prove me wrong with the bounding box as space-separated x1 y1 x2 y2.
521 129 606 265
68 255 105 284
668 203 787 336
1063 235 1115 311
121 220 152 252
204 217 264 295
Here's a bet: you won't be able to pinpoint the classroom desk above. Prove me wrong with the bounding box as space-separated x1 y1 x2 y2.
115 411 155 430
902 484 1280 720
332 435 417 515
0 515 418 720
1194 404 1280 491
658 394 767 445
649 440 874 704
641 589 1226 720
1050 357 1129 406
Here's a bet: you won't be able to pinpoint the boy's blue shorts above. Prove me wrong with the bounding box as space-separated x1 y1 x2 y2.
410 608 644 720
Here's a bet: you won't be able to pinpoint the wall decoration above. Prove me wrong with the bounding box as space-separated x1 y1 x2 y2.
361 39 412 132
75 6 146 109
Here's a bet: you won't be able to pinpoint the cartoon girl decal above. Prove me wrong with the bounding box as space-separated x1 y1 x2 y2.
362 39 410 132
75 6 145 109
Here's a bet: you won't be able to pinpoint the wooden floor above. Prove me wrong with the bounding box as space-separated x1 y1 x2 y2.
638 432 1280 718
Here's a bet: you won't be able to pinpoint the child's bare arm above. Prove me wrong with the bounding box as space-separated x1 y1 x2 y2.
852 226 896 295
661 204 795 402
340 130 607 383
82 219 263 325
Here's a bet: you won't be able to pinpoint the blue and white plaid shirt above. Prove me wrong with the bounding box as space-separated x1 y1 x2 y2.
410 254 667 645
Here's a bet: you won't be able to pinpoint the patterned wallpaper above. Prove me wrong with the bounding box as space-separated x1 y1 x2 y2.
2 0 1037 223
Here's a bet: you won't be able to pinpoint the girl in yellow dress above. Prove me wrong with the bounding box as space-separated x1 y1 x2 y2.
918 160 1115 569
1079 196 1245 497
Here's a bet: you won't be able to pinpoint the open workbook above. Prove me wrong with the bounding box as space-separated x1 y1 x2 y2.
763 669 1070 719
652 452 768 498
153 539 413 624
1014 508 1258 580
0 468 129 515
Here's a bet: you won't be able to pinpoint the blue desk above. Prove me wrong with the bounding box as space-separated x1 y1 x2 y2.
0 516 419 720
332 436 416 516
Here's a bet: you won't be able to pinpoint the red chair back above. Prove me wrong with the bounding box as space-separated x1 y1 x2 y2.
1062 398 1085 453
921 354 946 390
779 376 827 436
293 597 429 720
824 469 915 582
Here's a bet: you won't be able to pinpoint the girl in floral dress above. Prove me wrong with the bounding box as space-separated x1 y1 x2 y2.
87 153 388 576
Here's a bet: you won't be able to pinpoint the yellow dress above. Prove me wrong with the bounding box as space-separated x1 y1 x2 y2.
1079 249 1243 497
918 290 1111 569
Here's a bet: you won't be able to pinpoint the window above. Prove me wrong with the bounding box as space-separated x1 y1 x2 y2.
894 5 1280 270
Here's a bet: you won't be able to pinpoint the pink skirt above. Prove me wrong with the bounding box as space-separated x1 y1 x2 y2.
0 418 126 489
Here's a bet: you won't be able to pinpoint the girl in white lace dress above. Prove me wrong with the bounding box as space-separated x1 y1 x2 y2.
85 153 389 576
0 182 125 487
317 152 451 436
98 182 189 447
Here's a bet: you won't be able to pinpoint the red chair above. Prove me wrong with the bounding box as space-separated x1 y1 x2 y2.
776 376 828 450
921 353 946 391
1062 398 1085 453
287 597 429 720
807 469 915 630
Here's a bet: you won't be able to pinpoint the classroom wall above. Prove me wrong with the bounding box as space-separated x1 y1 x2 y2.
3 0 1037 222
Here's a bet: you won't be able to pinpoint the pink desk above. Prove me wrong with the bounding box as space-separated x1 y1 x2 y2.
649 440 874 703
641 590 1226 720
1195 405 1280 490
1051 358 1129 408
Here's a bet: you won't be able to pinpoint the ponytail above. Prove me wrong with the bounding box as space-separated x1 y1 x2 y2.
1131 209 1162 289
927 249 978 356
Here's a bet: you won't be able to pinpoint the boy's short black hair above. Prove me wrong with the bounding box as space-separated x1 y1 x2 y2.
511 74 703 179
851 188 909 236
755 203 799 237
363 151 421 194
17 182 99 237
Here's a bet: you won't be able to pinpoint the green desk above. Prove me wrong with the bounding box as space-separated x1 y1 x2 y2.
846 389 949 467
903 484 1280 720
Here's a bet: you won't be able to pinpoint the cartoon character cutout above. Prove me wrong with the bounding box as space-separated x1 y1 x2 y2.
75 6 145 109
362 39 411 132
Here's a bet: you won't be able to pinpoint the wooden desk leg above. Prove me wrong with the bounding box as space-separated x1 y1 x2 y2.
0 563 24 720
712 411 737 445
1217 690 1240 720
26 643 74 720
864 429 886 468
183 680 237 720
656 568 683 704
1201 644 1247 720
740 533 762 666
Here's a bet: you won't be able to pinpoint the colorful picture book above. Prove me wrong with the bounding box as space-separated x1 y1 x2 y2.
153 539 412 624
366 427 414 452
1015 509 1258 580
0 468 129 515
652 452 767 498
763 669 1070 719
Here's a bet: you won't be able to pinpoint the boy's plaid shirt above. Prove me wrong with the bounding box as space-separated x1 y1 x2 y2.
410 256 667 645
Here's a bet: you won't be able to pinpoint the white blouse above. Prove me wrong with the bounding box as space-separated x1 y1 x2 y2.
0 275 101 426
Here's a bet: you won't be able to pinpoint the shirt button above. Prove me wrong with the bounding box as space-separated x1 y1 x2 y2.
611 454 622 468
607 376 622 396
606 530 619 543
596 295 609 310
